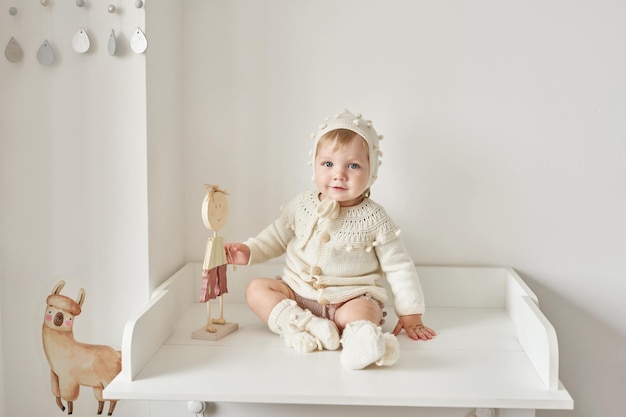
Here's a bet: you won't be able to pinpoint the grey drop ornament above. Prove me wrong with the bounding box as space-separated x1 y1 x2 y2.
108 29 117 56
37 40 55 66
5 37 23 63
130 27 147 54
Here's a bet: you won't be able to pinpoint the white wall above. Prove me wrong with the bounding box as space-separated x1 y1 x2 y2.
146 1 185 294
183 1 625 417
0 0 152 415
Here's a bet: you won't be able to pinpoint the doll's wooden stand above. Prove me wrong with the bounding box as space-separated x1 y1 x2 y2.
191 322 238 341
104 262 572 417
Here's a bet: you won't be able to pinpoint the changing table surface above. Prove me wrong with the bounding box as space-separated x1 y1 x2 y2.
105 303 571 409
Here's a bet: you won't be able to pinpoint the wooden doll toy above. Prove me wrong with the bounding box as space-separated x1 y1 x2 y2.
191 184 239 341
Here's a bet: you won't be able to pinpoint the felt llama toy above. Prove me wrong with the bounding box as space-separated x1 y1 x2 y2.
42 281 121 415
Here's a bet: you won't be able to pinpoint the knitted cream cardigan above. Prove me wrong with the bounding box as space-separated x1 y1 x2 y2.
244 190 425 317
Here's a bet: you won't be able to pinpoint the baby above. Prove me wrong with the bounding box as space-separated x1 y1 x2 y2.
227 109 435 369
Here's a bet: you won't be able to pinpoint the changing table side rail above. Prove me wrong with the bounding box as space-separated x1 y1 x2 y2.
505 268 559 390
119 263 196 380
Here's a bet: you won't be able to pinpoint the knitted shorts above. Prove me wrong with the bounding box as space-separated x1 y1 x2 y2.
275 276 387 325
296 293 387 326
294 291 386 326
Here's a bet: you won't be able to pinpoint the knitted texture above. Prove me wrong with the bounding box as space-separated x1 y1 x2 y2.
267 299 340 352
376 333 400 366
340 320 400 370
245 190 425 316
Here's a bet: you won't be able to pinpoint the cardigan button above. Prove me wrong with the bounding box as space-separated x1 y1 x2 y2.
320 233 330 243
318 298 329 305
311 266 323 275
313 281 326 290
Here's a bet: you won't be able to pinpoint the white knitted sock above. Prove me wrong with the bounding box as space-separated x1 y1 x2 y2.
283 331 320 353
375 333 400 367
306 315 340 350
267 299 340 352
340 320 386 370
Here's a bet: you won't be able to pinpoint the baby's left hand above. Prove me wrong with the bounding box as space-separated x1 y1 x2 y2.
393 314 436 341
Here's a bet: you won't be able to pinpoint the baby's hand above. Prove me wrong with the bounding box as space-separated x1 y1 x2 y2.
393 314 436 341
225 243 250 265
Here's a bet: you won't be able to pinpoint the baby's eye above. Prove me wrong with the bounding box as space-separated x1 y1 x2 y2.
322 161 333 168
348 163 360 169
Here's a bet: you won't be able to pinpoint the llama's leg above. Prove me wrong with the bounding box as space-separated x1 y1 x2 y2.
93 386 105 415
107 400 118 416
59 382 79 414
51 371 65 411
55 397 65 412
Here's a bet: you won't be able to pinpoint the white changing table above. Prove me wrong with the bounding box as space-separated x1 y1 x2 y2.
104 263 572 417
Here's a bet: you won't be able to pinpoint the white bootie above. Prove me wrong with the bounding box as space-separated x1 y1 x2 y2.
267 299 340 352
340 320 400 370
375 333 400 366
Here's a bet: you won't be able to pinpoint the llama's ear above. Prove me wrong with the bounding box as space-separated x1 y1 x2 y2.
52 281 65 295
76 288 85 308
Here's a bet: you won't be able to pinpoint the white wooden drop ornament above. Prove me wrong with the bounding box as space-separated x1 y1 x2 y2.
130 27 147 54
72 28 90 54
5 37 23 63
37 40 55 66
108 29 117 56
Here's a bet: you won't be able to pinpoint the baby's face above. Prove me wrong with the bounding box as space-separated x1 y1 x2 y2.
314 134 370 207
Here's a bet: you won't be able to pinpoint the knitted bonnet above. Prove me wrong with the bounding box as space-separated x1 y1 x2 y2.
311 109 383 189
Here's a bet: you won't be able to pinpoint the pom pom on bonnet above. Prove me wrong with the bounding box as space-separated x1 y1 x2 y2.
310 109 383 189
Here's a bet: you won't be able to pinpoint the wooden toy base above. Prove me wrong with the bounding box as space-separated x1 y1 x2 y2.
191 322 239 341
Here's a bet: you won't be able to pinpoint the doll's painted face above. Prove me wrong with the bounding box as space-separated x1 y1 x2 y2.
202 190 229 231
